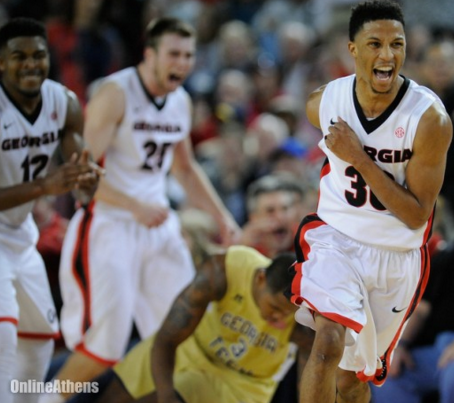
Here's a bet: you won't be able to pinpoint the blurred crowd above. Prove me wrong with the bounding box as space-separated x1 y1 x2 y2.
2 0 454 401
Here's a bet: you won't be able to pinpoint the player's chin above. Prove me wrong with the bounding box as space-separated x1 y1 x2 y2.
167 78 183 91
18 85 42 98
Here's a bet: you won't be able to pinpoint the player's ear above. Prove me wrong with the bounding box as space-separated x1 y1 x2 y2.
348 42 357 58
256 268 267 287
143 46 157 62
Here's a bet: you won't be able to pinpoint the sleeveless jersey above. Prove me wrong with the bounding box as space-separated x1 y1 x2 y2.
96 67 191 218
0 80 68 242
317 74 442 250
192 245 296 380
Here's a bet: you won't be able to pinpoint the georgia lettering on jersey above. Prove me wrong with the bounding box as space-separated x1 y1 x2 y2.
317 74 444 250
0 79 68 228
95 67 190 219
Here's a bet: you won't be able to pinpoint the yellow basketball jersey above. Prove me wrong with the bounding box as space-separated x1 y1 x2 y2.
114 245 297 402
192 245 296 379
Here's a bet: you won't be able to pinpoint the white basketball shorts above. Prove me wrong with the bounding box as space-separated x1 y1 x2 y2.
289 214 430 386
59 204 195 365
0 220 59 338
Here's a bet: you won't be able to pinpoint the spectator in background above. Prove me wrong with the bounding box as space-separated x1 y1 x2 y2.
240 174 303 259
247 58 284 124
217 19 257 74
44 0 125 104
196 121 250 225
418 40 454 212
214 69 253 125
419 40 454 116
277 21 316 104
243 113 290 182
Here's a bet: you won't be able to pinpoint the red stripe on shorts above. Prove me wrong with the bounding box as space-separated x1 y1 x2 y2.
72 202 95 335
361 244 431 386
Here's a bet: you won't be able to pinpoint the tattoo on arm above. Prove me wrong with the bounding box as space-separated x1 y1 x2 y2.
159 255 226 341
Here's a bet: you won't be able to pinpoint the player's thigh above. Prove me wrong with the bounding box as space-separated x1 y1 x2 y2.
371 247 426 355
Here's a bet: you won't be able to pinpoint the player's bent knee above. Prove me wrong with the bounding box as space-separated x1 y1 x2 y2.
313 322 345 362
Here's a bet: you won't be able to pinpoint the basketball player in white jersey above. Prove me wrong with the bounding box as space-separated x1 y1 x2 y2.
0 18 102 403
286 1 453 402
43 17 241 402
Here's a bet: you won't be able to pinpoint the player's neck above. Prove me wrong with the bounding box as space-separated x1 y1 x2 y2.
0 81 42 116
355 76 404 119
137 63 167 98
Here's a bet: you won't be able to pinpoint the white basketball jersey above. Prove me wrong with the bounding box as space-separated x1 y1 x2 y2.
97 67 191 217
317 74 442 250
0 80 68 242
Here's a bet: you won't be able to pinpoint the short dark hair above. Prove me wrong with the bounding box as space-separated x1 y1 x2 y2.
265 253 296 294
0 17 47 49
144 17 195 49
349 0 405 41
246 174 304 213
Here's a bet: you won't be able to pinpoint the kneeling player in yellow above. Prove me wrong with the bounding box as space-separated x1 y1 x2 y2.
76 245 313 403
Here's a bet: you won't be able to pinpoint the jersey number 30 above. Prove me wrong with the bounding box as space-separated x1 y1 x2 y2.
345 166 394 211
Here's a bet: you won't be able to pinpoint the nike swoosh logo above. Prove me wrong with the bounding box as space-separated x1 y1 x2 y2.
392 306 407 313
330 118 336 125
3 122 14 130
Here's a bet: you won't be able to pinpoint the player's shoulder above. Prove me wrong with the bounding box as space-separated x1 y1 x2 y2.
41 79 76 112
170 85 191 104
226 245 268 264
413 83 453 145
41 78 68 96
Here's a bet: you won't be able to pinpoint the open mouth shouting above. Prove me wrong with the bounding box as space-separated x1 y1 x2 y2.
373 66 393 82
168 73 184 86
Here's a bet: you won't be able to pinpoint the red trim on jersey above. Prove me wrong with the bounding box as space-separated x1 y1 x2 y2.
317 159 331 207
320 160 331 179
0 317 18 326
74 342 117 367
18 331 61 340
358 244 431 386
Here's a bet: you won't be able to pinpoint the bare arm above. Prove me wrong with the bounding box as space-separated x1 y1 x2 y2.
0 90 101 211
305 85 325 130
152 253 227 403
82 81 123 163
171 137 242 245
59 89 103 203
325 103 452 229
